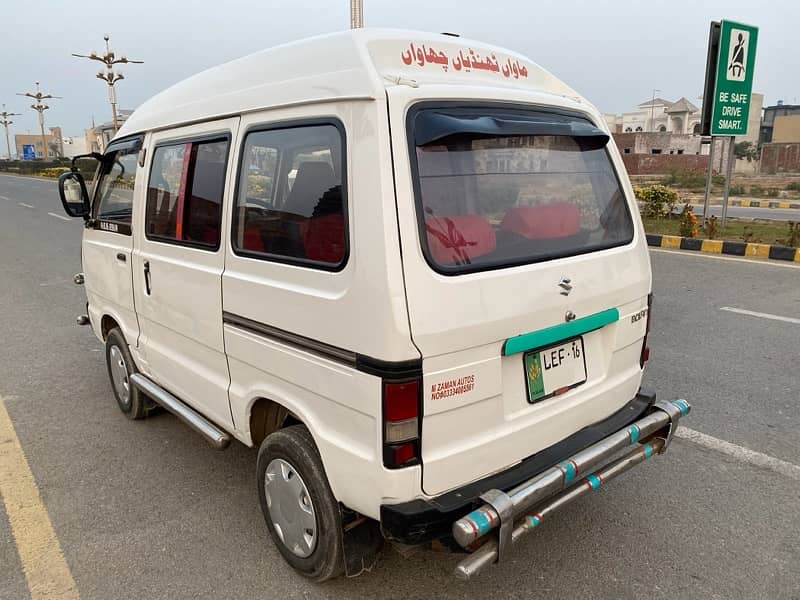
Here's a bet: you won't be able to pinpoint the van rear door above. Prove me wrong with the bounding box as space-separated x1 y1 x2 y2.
388 95 652 496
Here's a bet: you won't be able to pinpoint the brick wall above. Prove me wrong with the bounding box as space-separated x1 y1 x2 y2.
760 143 800 174
612 132 704 155
620 154 709 175
613 133 637 152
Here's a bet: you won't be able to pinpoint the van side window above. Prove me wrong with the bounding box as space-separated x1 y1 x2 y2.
232 123 347 269
93 141 141 232
145 137 230 249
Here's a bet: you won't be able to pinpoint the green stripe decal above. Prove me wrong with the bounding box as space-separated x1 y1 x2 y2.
502 307 620 356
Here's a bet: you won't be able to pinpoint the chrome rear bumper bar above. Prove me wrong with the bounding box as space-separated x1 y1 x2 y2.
452 399 690 579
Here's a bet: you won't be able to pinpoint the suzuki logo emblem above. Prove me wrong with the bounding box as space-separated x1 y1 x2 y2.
558 276 572 296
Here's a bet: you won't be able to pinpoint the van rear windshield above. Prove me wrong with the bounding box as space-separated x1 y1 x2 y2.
408 107 634 274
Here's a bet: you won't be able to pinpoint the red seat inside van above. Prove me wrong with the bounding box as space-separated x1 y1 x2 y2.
500 203 580 239
425 215 496 264
243 225 266 252
303 213 345 263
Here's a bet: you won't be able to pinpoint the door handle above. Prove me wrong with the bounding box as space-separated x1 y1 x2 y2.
116 252 126 262
143 260 152 295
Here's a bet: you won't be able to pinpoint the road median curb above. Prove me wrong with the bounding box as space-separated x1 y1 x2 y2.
730 199 800 209
680 198 800 210
646 233 800 262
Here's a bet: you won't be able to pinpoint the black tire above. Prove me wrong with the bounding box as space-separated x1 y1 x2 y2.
105 327 149 420
257 425 345 581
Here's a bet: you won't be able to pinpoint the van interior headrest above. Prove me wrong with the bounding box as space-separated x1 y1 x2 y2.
284 161 337 218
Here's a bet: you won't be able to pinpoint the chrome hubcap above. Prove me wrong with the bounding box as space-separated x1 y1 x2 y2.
264 458 317 558
109 345 130 405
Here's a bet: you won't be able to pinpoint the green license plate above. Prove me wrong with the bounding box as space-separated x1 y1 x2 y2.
524 337 587 404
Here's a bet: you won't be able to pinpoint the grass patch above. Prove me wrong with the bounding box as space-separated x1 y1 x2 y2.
641 215 796 245
660 170 705 191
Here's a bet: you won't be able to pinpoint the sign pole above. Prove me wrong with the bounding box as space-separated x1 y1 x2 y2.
702 136 717 219
721 136 735 228
700 19 758 229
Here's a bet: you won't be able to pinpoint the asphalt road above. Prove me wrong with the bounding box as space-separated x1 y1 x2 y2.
696 204 800 221
663 201 800 221
1 173 799 600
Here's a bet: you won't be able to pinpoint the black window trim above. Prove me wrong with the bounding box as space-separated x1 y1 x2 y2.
91 134 144 236
144 131 232 252
405 101 636 276
230 117 350 273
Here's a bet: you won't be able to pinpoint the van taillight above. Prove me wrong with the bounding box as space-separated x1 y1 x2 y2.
383 380 421 469
640 293 653 367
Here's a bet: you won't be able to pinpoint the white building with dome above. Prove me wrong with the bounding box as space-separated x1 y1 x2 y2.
603 93 762 143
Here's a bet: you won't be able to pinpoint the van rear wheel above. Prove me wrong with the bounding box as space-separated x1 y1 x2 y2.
104 328 149 420
256 425 344 581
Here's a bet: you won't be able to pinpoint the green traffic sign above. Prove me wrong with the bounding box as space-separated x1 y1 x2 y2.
710 20 758 136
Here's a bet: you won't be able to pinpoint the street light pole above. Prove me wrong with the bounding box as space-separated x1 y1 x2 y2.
350 0 363 28
72 34 143 134
16 83 61 159
650 88 661 132
0 104 22 159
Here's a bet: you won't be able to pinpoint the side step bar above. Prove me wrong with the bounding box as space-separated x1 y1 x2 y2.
129 373 231 450
452 399 690 579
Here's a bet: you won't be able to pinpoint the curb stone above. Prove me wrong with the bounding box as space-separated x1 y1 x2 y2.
655 198 800 210
729 199 800 210
646 234 800 262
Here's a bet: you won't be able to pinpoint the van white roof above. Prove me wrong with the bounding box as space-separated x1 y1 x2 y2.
117 28 584 138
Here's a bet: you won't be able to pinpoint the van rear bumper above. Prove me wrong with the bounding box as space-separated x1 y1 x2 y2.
379 389 657 546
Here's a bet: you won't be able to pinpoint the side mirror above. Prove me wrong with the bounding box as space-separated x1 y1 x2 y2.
58 171 90 219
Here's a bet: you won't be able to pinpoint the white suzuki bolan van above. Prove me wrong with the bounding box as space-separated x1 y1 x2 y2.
59 29 691 581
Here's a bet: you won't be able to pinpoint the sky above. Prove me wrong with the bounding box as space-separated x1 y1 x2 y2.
3 0 799 137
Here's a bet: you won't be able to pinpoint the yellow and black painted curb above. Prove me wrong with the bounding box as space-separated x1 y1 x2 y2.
675 199 800 209
729 199 800 209
647 234 800 262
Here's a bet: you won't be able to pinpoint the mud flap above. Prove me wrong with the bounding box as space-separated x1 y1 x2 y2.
341 507 384 577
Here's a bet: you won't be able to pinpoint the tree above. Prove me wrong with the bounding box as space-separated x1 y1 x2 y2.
734 141 758 162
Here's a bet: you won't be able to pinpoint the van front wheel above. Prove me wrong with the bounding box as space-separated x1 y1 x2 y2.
256 425 344 581
104 328 148 420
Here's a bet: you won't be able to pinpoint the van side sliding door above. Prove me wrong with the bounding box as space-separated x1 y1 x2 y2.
132 117 240 430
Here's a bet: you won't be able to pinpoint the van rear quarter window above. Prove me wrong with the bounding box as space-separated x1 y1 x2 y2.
407 106 634 274
232 123 347 269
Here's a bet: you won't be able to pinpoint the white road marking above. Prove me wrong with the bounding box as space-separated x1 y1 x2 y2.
0 173 53 183
650 247 800 269
38 279 72 287
18 202 35 209
676 426 800 483
47 212 72 222
0 195 10 201
720 306 800 325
